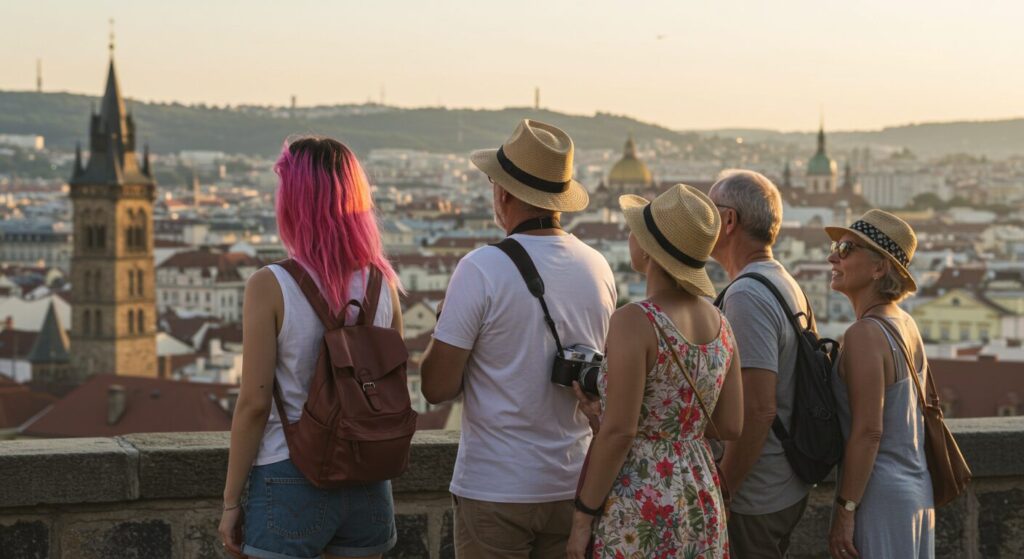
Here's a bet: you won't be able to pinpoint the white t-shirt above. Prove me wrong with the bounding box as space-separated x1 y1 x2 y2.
433 233 617 503
255 264 393 466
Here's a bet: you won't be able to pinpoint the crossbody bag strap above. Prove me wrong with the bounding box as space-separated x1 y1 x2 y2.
651 319 719 436
491 238 565 352
869 317 930 411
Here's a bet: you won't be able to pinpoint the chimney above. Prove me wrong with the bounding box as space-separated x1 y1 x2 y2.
224 387 240 414
158 355 172 379
209 338 223 358
107 384 127 425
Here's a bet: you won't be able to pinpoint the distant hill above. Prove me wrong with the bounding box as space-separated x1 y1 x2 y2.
0 91 698 156
2 90 1020 158
698 119 1024 158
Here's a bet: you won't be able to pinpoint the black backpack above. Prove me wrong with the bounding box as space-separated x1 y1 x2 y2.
714 272 842 484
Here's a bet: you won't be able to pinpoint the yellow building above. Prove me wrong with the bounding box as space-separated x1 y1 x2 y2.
913 288 1014 343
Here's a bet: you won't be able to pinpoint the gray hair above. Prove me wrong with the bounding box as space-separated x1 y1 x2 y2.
709 170 783 245
867 250 913 302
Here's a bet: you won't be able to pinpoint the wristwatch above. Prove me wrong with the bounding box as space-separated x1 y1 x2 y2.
835 495 858 512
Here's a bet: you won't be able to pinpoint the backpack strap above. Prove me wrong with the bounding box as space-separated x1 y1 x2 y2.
491 238 565 352
357 267 384 327
274 259 343 330
714 271 814 443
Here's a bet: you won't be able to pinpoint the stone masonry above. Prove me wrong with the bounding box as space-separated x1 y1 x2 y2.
1 419 1023 558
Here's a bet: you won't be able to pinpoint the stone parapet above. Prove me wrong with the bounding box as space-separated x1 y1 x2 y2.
1 418 1023 558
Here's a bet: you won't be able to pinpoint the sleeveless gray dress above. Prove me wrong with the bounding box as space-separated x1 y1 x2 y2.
832 316 935 558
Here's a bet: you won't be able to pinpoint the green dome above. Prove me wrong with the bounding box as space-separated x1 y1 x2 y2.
807 125 837 176
807 152 837 176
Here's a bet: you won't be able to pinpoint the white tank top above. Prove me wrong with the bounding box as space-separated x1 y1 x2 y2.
255 264 393 466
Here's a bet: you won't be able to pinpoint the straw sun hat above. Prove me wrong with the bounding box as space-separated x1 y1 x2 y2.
825 209 919 292
470 119 589 212
620 184 721 298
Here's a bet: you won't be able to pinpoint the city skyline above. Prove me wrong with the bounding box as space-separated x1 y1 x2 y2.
2 1 1023 132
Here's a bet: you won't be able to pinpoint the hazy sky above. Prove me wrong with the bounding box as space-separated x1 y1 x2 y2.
2 0 1022 131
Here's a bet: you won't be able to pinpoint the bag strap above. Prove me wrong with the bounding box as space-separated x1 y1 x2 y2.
491 238 565 352
358 267 384 327
651 318 720 437
868 317 934 411
275 259 342 330
714 271 814 442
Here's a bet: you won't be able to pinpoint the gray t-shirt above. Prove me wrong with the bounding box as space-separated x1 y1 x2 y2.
721 259 812 515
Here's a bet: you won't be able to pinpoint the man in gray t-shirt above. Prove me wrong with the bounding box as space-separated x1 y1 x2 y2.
709 170 811 558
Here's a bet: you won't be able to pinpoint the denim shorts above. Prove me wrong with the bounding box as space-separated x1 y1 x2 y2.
243 458 397 559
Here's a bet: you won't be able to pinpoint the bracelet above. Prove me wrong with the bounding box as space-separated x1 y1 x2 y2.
223 502 242 511
573 495 605 517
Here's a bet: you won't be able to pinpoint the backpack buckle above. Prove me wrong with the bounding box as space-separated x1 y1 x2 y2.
361 382 376 392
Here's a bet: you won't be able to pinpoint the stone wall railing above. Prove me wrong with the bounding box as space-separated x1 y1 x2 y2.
1 418 1022 558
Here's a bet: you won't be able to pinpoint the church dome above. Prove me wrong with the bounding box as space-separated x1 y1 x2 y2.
807 152 837 176
608 136 653 186
807 125 837 177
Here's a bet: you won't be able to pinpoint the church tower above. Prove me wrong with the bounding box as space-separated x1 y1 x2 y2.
68 42 157 379
806 122 838 194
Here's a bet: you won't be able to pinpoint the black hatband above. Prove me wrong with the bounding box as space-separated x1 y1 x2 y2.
850 220 910 267
642 204 706 269
496 146 570 194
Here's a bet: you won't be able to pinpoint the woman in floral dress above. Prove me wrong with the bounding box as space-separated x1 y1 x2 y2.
568 185 743 559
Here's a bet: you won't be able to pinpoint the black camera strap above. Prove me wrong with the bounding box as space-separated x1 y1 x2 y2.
510 216 561 235
491 237 565 353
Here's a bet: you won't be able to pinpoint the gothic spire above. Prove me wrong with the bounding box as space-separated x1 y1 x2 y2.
73 143 84 178
27 302 70 364
624 134 638 158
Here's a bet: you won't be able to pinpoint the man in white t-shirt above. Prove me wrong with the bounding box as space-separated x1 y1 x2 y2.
421 119 616 559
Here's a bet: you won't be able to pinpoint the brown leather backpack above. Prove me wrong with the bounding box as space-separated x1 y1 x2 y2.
272 259 417 488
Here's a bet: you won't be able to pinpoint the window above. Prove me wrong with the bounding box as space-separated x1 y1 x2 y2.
94 310 103 336
137 271 144 296
128 310 135 334
997 405 1017 417
958 323 972 342
128 271 135 296
920 321 933 341
979 324 990 342
83 310 92 335
137 310 144 334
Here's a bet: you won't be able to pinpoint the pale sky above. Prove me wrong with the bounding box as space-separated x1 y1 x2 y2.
2 0 1022 131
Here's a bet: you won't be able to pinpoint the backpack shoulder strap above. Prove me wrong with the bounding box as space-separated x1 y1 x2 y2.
357 267 384 326
275 259 342 330
491 238 564 352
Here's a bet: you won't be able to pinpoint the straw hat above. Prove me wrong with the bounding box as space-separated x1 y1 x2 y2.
620 184 721 298
471 119 589 212
825 209 918 292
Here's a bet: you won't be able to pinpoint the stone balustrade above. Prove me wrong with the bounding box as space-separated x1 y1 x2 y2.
1 418 1023 558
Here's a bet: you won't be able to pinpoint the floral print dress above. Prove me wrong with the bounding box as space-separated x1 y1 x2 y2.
591 301 735 559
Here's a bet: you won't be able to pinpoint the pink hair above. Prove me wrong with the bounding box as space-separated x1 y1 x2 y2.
275 136 400 315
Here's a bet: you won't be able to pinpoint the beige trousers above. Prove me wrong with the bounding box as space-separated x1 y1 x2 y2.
452 494 574 559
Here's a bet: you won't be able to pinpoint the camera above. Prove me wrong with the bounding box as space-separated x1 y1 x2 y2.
551 344 604 396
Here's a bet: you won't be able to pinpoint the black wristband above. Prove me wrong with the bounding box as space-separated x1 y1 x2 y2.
574 495 605 517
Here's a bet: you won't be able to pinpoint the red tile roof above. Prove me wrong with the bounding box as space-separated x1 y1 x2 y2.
0 382 56 430
22 374 235 437
570 222 626 242
158 250 263 283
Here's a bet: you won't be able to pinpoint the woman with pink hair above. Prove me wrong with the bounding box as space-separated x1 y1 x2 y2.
219 137 403 559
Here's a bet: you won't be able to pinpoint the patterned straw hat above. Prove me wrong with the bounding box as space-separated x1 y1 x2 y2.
620 184 721 298
825 209 919 292
470 119 589 212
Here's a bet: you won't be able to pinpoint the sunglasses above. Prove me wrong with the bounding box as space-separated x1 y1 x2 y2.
830 240 871 259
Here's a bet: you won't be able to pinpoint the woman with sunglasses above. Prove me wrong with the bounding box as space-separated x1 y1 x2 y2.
824 210 933 559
